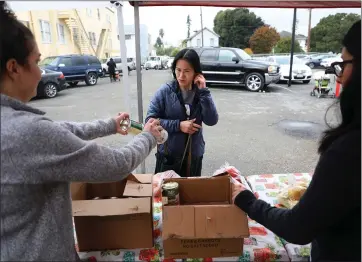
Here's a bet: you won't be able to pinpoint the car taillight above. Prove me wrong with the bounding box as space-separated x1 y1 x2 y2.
59 73 65 79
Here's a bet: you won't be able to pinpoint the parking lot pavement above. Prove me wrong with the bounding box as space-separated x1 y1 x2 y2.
29 70 336 176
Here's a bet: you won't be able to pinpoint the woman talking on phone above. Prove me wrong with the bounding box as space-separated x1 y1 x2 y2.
0 2 163 261
146 48 218 177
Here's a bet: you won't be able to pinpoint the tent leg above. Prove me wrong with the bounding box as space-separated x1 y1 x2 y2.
288 8 297 87
134 1 146 173
116 4 130 112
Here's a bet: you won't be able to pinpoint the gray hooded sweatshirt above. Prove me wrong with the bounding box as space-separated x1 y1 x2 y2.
0 94 156 261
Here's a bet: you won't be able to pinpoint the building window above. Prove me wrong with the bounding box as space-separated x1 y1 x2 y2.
197 39 201 47
87 8 92 17
39 20 51 43
210 38 214 46
97 9 101 20
88 32 96 46
125 34 132 40
57 24 65 44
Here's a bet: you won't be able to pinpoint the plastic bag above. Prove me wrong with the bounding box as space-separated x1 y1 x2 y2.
153 170 181 197
212 162 252 191
277 181 308 209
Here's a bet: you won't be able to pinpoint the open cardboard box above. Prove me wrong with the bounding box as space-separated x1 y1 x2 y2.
162 174 250 258
71 174 153 251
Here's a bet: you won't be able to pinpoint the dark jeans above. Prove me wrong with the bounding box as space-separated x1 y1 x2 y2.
155 153 203 177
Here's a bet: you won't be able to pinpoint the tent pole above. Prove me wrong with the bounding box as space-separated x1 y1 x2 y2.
288 8 297 87
116 3 130 113
133 1 146 173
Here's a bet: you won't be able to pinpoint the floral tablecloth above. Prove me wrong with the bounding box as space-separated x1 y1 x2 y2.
246 173 313 262
75 175 290 262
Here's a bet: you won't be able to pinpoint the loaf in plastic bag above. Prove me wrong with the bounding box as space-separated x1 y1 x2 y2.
277 181 308 209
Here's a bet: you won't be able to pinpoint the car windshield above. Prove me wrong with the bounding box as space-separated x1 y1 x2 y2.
149 57 157 61
235 49 251 60
39 57 59 66
274 56 303 65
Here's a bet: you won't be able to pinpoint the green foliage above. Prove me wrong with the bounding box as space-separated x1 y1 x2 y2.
155 46 179 56
213 8 264 49
154 36 163 48
274 37 304 53
310 13 360 53
249 25 280 54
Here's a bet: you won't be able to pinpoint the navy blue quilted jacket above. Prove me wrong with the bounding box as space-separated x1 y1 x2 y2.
145 80 218 158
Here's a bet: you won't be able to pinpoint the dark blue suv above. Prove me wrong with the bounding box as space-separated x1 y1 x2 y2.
40 54 103 87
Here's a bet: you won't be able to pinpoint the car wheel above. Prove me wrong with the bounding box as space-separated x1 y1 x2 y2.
85 72 98 86
245 72 264 92
308 63 315 69
69 81 79 87
44 82 58 98
303 80 311 84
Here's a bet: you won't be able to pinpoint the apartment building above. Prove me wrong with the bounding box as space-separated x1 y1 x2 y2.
15 7 120 60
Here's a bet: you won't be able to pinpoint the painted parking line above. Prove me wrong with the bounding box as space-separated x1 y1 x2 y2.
272 84 298 94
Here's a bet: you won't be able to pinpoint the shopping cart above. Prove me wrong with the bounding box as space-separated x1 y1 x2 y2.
310 71 335 98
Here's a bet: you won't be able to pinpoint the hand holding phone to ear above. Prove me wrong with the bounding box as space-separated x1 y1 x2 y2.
194 74 206 89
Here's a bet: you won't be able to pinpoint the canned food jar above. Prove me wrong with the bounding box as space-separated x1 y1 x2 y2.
162 182 180 205
119 118 168 145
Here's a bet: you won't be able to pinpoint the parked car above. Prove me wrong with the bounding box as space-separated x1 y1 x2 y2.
267 56 312 84
165 57 174 69
37 68 67 98
192 47 281 92
305 54 336 69
144 56 163 70
40 55 102 87
101 57 135 76
320 55 342 68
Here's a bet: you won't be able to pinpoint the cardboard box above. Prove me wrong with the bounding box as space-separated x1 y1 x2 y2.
71 174 154 251
162 175 250 259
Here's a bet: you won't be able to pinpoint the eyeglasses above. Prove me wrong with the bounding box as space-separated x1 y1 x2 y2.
330 60 353 77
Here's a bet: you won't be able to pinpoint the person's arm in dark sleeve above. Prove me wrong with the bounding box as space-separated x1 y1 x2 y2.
234 131 360 245
145 87 180 133
198 88 218 126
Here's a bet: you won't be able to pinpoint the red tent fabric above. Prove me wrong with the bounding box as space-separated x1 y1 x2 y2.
129 0 361 8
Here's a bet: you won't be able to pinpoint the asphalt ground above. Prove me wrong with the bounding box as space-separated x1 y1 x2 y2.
30 69 338 177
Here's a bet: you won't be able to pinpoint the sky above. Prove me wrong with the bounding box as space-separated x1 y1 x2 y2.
9 1 361 46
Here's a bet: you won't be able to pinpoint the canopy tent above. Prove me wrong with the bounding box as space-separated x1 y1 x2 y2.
129 0 361 8
117 0 360 173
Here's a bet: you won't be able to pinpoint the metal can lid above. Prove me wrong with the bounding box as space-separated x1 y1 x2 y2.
162 182 179 190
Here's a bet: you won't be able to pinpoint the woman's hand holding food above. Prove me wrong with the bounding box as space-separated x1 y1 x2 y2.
114 112 130 135
144 118 163 141
180 118 202 134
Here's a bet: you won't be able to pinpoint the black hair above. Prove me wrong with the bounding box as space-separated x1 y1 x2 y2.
318 20 361 154
171 48 202 79
0 1 35 80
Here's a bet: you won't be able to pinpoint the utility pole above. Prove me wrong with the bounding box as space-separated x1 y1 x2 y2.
307 8 312 53
200 6 204 47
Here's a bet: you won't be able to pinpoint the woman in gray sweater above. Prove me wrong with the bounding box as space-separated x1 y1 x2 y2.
0 2 163 261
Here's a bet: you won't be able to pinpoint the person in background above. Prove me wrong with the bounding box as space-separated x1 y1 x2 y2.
232 20 361 262
107 57 117 81
146 48 218 177
0 2 164 261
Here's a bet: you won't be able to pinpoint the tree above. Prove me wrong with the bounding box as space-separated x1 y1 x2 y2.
186 15 191 38
249 26 280 54
213 8 264 49
171 48 180 57
159 28 165 39
274 37 304 53
154 36 163 48
310 13 360 53
244 48 253 55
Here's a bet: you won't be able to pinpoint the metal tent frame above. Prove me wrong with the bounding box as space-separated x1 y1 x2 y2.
115 0 360 173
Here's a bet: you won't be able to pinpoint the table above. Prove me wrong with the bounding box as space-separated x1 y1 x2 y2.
75 173 311 262
246 173 313 262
